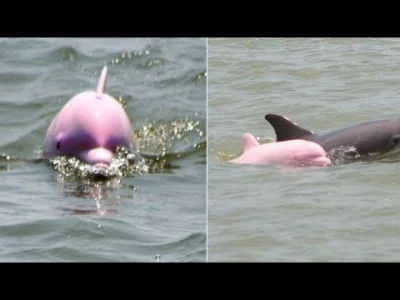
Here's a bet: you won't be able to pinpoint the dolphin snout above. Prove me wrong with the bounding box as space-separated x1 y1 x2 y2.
308 156 332 166
78 148 114 168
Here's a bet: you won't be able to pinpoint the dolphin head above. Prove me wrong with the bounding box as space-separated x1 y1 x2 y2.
43 66 135 168
291 140 332 167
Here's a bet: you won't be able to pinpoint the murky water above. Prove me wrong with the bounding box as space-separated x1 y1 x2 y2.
208 38 400 262
0 38 206 262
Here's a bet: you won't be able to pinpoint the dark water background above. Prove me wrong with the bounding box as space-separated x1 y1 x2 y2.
0 38 206 262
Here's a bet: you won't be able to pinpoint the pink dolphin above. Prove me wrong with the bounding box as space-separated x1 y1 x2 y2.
43 66 135 168
230 133 332 167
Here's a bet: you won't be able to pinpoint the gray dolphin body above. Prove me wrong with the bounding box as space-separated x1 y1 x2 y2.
265 114 400 161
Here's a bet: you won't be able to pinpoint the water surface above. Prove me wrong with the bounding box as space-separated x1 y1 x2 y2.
0 38 206 262
208 38 400 262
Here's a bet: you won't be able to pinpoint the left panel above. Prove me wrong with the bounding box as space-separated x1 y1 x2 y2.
0 38 207 262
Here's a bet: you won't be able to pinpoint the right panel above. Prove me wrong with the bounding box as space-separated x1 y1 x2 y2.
207 37 400 262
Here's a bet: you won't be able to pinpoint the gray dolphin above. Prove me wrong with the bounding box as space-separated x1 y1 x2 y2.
264 113 400 162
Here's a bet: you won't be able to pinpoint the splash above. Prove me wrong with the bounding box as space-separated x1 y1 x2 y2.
48 148 146 180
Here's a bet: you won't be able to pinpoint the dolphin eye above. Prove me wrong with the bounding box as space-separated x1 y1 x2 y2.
57 141 61 150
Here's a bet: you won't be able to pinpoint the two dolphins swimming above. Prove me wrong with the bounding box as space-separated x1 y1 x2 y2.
231 113 400 167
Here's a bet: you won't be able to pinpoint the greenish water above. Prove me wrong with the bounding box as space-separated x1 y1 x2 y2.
208 38 400 262
0 38 206 262
4 37 400 262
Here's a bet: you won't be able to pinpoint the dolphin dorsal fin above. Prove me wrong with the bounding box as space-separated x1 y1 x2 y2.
265 114 315 142
242 133 260 152
96 66 108 98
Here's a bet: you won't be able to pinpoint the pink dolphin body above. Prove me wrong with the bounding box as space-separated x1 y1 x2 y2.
43 66 135 168
230 133 332 167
